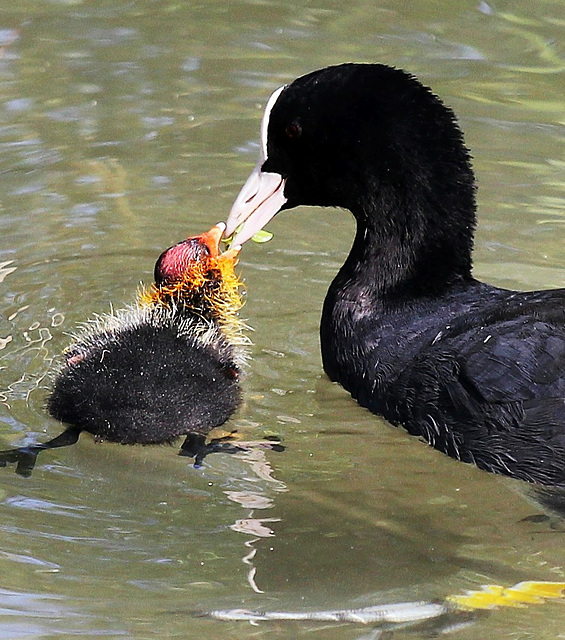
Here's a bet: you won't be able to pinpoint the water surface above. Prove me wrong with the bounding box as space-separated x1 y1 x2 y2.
0 1 564 638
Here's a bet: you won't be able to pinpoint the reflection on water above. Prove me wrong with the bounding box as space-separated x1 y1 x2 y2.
0 0 564 638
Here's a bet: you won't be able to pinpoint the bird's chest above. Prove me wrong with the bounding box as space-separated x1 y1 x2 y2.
320 293 445 413
321 296 397 398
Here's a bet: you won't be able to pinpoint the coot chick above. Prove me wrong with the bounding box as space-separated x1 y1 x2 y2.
0 224 249 476
225 63 565 488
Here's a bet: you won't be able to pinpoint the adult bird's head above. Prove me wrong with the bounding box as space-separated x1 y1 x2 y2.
225 63 477 289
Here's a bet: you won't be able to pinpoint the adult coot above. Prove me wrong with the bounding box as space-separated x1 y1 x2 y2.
225 63 565 488
0 225 249 476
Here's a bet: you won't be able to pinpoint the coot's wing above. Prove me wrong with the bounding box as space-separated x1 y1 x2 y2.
458 318 565 405
391 316 565 486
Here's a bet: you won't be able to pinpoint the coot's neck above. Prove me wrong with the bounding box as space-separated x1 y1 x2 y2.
321 187 477 382
335 181 476 303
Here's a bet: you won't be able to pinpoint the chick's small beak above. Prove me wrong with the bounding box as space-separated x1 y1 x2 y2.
199 223 226 257
224 165 287 246
219 245 241 267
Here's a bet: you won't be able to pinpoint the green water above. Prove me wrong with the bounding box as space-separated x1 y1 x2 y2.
0 1 563 638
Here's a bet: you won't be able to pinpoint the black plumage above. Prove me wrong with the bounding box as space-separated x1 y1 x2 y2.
225 63 565 488
47 310 241 446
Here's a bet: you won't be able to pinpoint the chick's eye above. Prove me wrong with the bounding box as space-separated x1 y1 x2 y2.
285 121 302 139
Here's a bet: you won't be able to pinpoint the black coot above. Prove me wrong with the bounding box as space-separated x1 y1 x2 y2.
225 63 565 488
0 224 249 475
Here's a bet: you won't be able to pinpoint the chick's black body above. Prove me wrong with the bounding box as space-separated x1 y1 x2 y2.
47 308 241 445
227 63 565 488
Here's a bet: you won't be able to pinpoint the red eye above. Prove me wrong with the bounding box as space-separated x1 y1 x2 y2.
285 121 302 139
